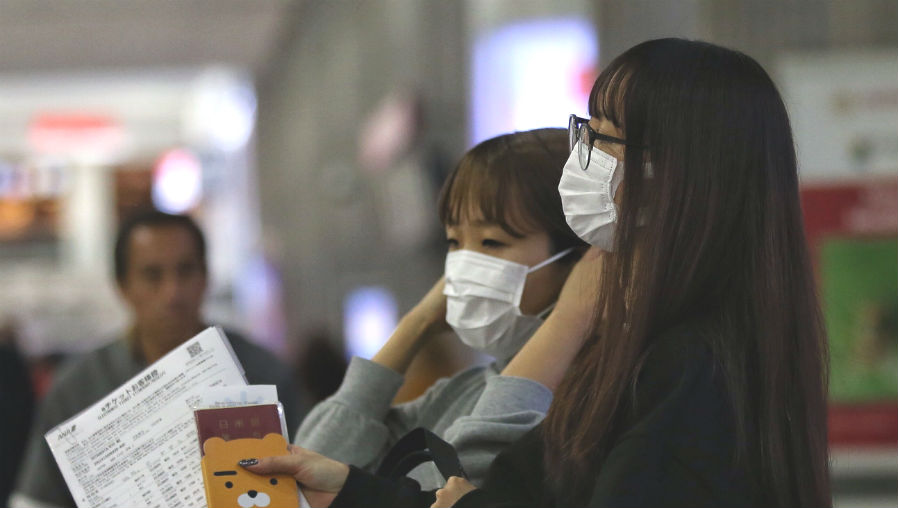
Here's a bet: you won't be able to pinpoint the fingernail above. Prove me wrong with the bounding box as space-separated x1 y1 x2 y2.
238 458 258 467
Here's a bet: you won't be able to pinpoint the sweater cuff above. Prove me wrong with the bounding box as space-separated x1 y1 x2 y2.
330 357 404 420
470 375 553 417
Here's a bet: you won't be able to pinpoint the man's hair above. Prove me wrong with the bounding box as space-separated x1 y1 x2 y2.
114 210 207 283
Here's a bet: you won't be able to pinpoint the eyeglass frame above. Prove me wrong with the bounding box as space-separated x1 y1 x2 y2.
568 114 631 170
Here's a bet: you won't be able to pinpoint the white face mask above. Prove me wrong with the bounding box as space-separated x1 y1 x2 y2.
443 247 573 360
557 141 624 251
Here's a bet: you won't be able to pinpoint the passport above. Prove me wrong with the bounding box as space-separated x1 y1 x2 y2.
193 404 285 455
194 404 298 508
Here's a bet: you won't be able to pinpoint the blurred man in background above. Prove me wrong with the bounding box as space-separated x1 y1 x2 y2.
11 210 303 508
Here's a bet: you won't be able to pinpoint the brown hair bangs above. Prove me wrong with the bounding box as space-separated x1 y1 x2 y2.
438 145 529 238
437 129 587 254
588 58 633 130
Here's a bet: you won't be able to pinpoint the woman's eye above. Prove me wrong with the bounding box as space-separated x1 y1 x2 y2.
482 239 506 248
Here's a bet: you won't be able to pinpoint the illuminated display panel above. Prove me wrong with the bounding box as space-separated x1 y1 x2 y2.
470 18 597 146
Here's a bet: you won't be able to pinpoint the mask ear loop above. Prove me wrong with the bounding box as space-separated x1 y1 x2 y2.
527 247 574 274
518 247 575 318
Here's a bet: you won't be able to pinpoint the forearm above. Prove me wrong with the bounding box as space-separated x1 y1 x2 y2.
371 311 439 375
501 312 591 392
502 247 602 391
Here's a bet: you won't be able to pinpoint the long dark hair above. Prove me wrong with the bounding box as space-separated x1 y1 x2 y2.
542 39 830 507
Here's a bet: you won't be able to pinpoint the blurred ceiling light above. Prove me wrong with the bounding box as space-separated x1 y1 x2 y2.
183 68 257 152
152 148 203 214
343 286 398 360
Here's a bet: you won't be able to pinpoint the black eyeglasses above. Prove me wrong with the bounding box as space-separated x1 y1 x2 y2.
568 114 629 170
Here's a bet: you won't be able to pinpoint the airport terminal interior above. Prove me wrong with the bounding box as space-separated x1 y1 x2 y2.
0 1 895 507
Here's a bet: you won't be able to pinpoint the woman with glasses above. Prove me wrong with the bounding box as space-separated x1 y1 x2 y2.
246 38 831 508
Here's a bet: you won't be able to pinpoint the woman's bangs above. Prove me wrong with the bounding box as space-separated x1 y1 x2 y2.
438 159 527 238
588 62 633 129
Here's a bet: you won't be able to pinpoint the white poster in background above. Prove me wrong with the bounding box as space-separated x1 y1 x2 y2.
776 50 898 181
470 18 598 146
45 327 248 508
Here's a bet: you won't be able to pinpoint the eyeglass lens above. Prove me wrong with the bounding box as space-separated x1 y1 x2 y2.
578 123 591 170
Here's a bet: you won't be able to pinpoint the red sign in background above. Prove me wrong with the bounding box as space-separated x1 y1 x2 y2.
801 177 898 448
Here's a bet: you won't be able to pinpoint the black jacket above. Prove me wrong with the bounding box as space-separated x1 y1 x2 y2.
332 325 766 507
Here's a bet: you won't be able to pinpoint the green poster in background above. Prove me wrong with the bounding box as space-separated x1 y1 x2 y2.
823 237 898 402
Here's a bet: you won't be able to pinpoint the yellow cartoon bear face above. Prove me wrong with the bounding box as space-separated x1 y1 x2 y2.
201 433 298 508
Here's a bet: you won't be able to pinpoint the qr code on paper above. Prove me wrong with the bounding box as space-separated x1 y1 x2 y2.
187 342 203 358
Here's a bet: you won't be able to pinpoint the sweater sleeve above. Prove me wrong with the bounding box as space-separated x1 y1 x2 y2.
413 375 552 488
295 356 456 471
295 357 405 469
325 396 550 508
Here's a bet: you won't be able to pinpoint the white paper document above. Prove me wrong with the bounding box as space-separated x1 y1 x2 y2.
45 327 248 508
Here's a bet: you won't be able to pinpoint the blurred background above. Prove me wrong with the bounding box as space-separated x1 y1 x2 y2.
0 0 894 506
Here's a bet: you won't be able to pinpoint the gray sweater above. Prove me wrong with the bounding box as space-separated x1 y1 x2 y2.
294 357 552 489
